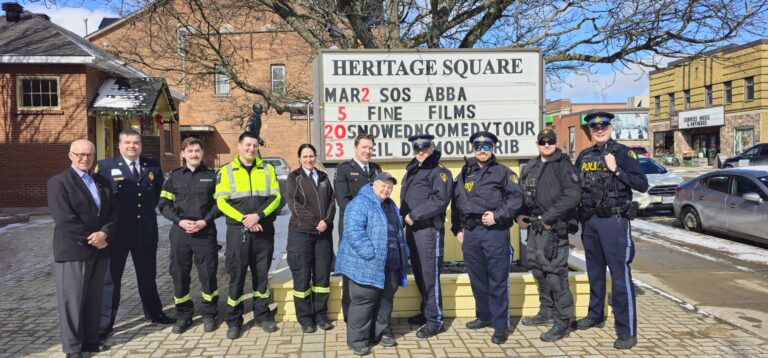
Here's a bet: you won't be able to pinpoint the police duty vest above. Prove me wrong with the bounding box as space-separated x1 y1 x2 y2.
579 145 626 210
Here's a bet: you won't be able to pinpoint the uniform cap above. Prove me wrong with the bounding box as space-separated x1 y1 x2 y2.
408 134 435 150
584 111 615 126
469 131 499 145
537 129 557 142
374 172 397 185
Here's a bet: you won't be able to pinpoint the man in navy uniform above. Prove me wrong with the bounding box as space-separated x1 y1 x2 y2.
574 112 648 350
96 129 174 340
400 134 453 339
452 131 523 345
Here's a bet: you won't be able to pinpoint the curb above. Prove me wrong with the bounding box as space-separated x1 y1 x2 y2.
0 214 31 228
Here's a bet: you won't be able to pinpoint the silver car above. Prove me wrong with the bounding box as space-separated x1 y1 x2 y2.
262 157 291 181
673 166 768 244
633 157 684 213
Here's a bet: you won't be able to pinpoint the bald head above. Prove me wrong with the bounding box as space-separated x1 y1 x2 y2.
69 139 96 172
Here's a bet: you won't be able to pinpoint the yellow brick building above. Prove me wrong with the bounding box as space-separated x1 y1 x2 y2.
648 39 768 165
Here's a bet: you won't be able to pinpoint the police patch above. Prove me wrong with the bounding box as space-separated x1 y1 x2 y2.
509 173 519 184
628 150 638 160
440 173 448 183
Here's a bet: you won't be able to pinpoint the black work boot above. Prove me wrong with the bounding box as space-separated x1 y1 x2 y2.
521 312 554 327
172 319 192 334
491 328 508 344
614 336 637 349
540 322 570 342
465 319 492 330
416 324 445 339
202 316 216 332
226 321 242 340
575 317 605 330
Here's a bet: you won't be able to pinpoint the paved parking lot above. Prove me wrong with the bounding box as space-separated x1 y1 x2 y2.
2 217 768 357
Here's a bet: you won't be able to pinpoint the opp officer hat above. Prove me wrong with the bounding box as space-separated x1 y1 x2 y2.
408 134 435 150
584 111 615 126
469 131 499 145
537 129 557 142
374 172 398 185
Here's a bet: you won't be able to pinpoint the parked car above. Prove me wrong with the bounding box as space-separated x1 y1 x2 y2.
721 143 768 168
633 157 684 213
628 145 651 157
673 166 768 244
262 157 291 181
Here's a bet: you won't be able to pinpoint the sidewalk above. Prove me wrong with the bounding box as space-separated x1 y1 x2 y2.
2 217 767 357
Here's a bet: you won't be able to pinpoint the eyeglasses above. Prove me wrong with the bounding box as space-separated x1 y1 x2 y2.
474 145 492 152
70 152 94 159
538 140 555 146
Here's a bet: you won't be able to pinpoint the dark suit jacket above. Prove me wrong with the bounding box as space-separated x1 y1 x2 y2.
95 156 164 249
333 159 381 213
48 167 118 262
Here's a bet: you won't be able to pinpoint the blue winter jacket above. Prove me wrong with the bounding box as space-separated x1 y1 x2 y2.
335 184 409 289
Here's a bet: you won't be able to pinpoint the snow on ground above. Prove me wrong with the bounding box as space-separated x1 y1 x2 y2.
0 218 54 236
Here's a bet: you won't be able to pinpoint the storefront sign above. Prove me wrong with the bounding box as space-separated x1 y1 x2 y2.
678 106 724 129
312 49 543 162
670 114 679 129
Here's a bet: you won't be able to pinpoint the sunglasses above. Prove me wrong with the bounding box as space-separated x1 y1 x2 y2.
588 122 611 129
474 144 492 151
538 140 555 146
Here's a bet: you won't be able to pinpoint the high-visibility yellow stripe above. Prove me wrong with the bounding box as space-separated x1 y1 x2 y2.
292 288 312 298
227 295 244 307
312 286 330 294
160 190 176 201
201 290 219 302
253 289 270 299
174 294 190 304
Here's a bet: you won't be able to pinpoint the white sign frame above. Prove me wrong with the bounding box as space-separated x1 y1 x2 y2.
678 106 725 129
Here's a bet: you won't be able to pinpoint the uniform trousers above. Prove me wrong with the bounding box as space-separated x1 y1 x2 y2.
526 227 573 325
405 226 444 329
462 226 512 329
287 231 332 327
56 256 107 353
581 215 636 337
224 225 274 325
100 245 163 336
345 270 399 350
169 226 219 321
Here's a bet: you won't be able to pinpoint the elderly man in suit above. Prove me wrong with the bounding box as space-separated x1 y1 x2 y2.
48 139 119 358
96 128 174 340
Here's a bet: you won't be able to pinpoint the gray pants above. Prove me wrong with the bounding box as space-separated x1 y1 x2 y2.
345 271 398 350
526 228 573 325
55 256 108 353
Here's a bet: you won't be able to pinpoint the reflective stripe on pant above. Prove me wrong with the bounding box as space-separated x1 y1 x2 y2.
345 271 399 350
526 227 573 325
406 226 444 329
581 215 636 337
225 225 274 325
462 226 512 330
287 231 332 327
169 226 219 321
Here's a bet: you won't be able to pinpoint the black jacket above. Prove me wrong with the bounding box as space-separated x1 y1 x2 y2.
575 139 649 209
158 165 219 237
519 149 581 225
333 159 381 213
286 167 336 234
451 155 523 234
400 150 453 229
48 167 118 262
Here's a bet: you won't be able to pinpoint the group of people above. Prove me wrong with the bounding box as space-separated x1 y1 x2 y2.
48 110 648 357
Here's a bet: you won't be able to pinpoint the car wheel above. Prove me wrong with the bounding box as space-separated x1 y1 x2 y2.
680 206 702 232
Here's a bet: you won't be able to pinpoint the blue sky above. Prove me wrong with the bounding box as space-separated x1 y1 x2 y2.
19 0 651 104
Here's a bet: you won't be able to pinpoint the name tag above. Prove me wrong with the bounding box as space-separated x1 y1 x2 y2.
200 179 213 182
350 172 359 176
114 177 124 181
111 169 122 176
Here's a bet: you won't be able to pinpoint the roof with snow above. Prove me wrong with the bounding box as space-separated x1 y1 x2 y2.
90 77 177 119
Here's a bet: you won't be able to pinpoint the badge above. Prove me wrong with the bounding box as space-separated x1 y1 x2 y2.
628 150 638 160
440 173 448 183
148 172 155 181
508 173 519 184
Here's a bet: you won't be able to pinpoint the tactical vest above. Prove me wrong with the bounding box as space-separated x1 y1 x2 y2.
580 146 626 210
522 161 543 213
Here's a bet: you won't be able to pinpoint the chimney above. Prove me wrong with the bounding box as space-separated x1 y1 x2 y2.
3 2 22 22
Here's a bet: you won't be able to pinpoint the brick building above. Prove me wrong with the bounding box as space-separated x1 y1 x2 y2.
649 39 768 164
0 3 181 208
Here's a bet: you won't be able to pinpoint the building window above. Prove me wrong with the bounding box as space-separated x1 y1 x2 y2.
271 65 285 95
654 95 660 114
653 130 674 156
683 90 691 110
668 93 675 113
215 65 230 96
705 85 712 106
734 127 754 155
724 81 732 104
176 26 194 55
164 126 173 154
745 76 755 101
17 76 60 109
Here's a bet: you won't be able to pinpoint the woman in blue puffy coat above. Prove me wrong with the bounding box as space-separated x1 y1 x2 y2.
334 172 409 356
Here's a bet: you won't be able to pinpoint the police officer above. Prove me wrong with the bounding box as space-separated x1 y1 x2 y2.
96 129 174 341
574 112 648 350
452 131 523 345
158 137 220 334
400 134 453 339
516 129 580 342
215 131 282 339
334 132 381 321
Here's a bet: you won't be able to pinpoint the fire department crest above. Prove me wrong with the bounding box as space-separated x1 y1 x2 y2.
148 172 155 181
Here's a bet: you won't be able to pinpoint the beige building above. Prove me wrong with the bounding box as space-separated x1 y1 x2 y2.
648 39 768 165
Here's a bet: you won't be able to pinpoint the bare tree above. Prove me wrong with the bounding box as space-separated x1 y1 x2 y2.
42 0 768 115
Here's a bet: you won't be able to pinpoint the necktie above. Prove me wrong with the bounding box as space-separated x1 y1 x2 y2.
363 165 369 175
312 170 318 187
130 161 139 179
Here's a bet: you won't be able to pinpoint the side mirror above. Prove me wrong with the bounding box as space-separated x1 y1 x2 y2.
743 192 763 203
